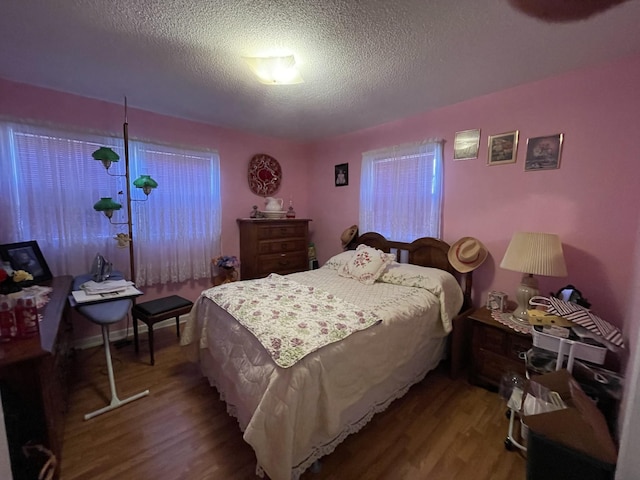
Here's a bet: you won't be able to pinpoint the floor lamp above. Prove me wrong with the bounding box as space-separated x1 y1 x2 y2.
83 98 157 419
91 97 158 285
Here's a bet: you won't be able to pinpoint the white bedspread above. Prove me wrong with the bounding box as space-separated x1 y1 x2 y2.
182 263 463 480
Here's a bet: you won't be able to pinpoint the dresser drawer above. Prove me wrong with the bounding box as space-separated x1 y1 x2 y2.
257 238 307 255
473 323 508 355
257 252 308 275
257 224 306 240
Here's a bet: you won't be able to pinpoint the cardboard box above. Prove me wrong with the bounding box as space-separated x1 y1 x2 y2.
527 430 616 480
522 370 617 480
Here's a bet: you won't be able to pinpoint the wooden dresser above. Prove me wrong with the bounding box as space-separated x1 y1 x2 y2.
237 218 311 280
0 275 73 479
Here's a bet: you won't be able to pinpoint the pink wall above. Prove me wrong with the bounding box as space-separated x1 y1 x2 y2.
0 79 312 339
3 53 640 345
308 54 640 345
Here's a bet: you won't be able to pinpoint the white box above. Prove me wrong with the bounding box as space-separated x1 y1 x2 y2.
532 327 607 368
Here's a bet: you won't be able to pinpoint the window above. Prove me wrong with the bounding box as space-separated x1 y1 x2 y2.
359 139 443 242
0 121 221 286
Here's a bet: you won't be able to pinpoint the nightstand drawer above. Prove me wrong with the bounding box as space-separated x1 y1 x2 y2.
467 307 532 390
507 335 531 362
473 324 508 355
474 349 527 386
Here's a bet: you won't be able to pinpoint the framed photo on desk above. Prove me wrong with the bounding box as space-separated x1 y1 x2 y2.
0 240 53 284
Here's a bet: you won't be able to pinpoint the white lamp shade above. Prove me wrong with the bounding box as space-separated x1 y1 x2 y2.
500 231 568 277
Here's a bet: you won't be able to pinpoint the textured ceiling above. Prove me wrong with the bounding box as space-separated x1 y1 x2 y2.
1 0 639 141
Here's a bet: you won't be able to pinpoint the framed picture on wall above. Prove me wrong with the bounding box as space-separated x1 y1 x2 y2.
524 133 564 171
487 130 519 165
335 163 348 186
453 129 481 160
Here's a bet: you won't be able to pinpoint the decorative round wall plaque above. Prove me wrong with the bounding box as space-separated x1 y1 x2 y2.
248 153 282 196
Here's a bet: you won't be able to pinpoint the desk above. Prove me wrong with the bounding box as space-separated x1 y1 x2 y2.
0 275 73 480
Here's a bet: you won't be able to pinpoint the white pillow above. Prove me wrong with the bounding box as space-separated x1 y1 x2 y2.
322 251 355 270
338 244 396 285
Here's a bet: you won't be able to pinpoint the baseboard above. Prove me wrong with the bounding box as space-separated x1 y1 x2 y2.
72 315 188 350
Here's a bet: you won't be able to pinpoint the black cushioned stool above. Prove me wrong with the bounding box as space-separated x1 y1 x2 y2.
132 295 193 365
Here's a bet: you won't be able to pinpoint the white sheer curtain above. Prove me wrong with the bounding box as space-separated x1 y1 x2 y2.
0 120 221 286
359 139 443 242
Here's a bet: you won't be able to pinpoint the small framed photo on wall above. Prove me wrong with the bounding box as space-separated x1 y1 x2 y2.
488 131 518 165
335 163 348 186
525 133 563 171
453 129 481 160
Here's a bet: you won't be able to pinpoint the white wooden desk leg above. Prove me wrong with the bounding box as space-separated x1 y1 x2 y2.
84 325 150 421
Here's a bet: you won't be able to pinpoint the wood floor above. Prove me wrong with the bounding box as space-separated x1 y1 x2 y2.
61 327 526 480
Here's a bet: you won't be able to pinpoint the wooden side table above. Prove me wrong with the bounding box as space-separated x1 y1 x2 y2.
467 307 532 390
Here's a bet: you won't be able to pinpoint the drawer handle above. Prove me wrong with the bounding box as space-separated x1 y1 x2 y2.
280 243 288 250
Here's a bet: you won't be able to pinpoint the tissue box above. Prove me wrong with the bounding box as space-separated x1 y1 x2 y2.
486 291 508 312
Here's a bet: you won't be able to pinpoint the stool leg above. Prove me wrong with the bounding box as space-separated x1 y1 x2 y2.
148 323 155 366
84 325 150 420
175 316 180 338
133 316 139 353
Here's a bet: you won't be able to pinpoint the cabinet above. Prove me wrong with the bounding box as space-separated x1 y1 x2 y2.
237 219 311 280
468 307 532 389
0 276 73 479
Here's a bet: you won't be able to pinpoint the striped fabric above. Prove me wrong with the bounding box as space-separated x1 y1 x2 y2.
545 297 624 348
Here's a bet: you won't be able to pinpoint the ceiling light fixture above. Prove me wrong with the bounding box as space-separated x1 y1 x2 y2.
242 55 304 85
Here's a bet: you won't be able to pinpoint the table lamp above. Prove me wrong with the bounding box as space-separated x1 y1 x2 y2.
500 231 568 324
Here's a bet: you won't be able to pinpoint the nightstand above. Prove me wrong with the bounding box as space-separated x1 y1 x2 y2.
468 307 532 389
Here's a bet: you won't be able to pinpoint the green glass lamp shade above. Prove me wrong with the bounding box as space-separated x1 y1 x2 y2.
93 197 122 219
133 175 158 195
92 147 120 170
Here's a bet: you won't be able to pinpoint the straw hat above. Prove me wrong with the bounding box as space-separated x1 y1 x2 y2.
448 237 488 273
341 225 359 249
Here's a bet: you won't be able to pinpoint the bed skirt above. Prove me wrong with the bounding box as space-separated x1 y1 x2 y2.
197 335 446 479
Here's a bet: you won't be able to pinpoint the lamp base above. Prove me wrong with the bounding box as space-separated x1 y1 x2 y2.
511 274 539 325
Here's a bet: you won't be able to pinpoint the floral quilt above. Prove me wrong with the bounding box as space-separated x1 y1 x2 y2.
203 273 382 368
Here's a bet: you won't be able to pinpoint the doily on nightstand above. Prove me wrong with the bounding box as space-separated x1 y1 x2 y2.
491 311 532 335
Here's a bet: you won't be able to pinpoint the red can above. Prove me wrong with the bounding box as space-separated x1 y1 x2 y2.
0 298 16 341
14 295 39 338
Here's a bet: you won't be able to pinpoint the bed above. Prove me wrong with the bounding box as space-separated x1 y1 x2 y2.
181 233 470 480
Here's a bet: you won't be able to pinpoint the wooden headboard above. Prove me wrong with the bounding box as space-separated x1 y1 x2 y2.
352 232 472 309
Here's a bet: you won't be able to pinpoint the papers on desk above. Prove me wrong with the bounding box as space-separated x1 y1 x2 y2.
71 280 143 304
80 279 134 294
